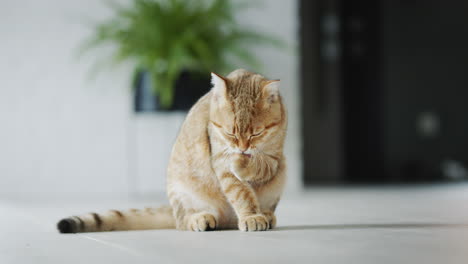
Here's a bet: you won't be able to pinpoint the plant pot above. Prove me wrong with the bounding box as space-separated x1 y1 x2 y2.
134 70 211 112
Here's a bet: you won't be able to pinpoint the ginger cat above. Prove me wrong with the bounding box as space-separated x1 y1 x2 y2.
57 69 287 232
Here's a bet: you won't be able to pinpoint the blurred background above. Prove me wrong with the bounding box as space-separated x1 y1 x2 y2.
1 0 467 200
301 0 468 184
0 0 300 198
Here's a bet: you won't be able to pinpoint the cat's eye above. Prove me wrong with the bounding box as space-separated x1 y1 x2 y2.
250 130 264 138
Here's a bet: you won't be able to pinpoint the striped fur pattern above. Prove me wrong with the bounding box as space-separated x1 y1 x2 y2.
57 206 175 233
57 69 287 233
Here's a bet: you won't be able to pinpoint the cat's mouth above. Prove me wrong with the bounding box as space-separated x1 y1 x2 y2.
241 153 252 158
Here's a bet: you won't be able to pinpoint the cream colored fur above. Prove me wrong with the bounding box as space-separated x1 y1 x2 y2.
57 69 287 233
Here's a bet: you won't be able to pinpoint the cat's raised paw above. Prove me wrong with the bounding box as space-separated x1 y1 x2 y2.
239 214 269 231
188 213 217 232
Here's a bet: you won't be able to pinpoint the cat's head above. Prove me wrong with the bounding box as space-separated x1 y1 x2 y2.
209 69 285 155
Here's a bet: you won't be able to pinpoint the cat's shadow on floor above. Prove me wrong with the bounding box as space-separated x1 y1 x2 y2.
273 222 468 231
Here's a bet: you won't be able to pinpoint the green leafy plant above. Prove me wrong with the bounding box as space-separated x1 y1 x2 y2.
83 0 285 109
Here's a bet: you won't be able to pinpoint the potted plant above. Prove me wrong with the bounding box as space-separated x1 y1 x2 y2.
82 0 284 111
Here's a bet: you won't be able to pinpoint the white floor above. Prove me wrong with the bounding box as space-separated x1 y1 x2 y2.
2 183 468 264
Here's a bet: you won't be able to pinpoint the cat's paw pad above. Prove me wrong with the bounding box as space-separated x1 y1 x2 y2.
239 214 269 231
188 213 217 232
263 212 277 229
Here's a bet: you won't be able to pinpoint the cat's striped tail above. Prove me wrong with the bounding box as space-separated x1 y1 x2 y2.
57 205 175 233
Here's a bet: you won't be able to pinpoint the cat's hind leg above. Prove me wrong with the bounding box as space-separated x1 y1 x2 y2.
186 212 217 231
168 184 221 231
171 199 218 231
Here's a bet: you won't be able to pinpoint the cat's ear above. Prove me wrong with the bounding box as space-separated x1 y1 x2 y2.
263 79 280 103
211 72 228 103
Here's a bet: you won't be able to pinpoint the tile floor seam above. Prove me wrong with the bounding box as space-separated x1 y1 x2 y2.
78 235 145 258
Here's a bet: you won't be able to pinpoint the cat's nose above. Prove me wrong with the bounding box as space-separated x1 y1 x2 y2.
238 140 249 153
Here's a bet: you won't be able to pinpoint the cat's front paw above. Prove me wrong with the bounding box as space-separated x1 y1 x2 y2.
263 211 277 229
231 154 250 177
188 213 217 232
239 214 269 231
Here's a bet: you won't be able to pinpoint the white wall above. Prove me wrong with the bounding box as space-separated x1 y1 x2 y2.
0 0 301 198
0 0 132 196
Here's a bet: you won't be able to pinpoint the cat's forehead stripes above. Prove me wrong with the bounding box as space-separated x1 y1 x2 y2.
225 71 266 134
